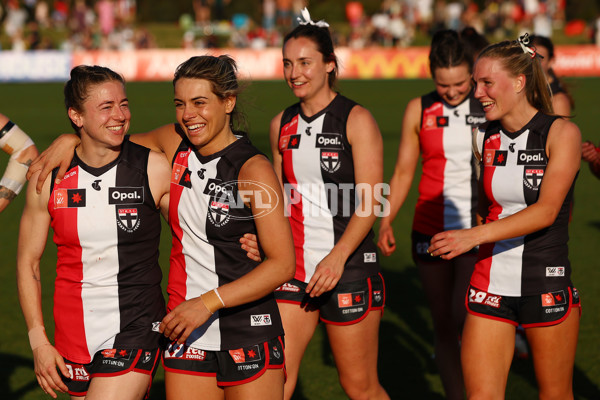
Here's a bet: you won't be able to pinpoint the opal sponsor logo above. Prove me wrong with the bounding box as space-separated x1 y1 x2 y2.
517 150 547 165
109 187 144 204
465 114 486 125
315 133 343 149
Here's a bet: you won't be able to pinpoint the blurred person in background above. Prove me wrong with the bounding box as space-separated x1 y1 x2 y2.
378 29 485 400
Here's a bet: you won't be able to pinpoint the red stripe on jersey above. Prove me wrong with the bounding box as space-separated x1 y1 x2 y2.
49 167 89 360
472 134 503 291
280 116 306 282
168 156 190 312
413 103 446 234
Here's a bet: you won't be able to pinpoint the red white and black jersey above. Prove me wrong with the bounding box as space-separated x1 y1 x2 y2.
413 90 485 235
168 133 283 351
472 112 576 296
48 137 165 364
277 94 380 284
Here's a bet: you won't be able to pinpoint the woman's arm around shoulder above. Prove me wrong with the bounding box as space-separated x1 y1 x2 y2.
147 149 171 219
130 123 183 162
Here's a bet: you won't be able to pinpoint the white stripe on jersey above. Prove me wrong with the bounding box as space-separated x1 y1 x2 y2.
442 100 475 230
292 115 335 278
487 130 530 296
178 155 221 350
77 167 120 355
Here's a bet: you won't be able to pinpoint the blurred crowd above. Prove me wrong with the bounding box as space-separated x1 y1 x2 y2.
0 0 596 51
0 0 152 50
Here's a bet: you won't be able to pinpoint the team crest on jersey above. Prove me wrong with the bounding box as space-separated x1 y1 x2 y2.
208 199 231 227
524 168 545 190
116 207 141 232
54 188 86 209
321 150 340 173
483 149 508 166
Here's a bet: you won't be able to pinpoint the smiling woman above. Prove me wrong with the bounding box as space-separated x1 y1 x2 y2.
16 65 171 400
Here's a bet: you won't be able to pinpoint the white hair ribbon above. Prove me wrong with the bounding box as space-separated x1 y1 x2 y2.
517 33 537 59
297 7 330 28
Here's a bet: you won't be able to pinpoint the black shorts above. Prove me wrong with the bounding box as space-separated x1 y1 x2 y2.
162 336 285 386
62 348 160 397
466 284 581 328
274 273 385 325
412 230 477 263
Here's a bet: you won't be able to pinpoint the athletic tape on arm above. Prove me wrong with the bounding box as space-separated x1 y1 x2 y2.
0 121 35 195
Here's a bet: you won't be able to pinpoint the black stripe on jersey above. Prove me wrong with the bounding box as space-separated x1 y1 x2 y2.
113 138 164 349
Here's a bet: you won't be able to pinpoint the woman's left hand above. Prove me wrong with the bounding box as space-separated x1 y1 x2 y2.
306 251 345 297
159 297 212 344
428 228 479 260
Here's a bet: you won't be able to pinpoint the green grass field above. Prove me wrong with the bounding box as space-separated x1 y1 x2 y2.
0 78 598 400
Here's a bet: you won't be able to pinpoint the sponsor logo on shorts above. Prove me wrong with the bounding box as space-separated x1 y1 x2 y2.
101 349 131 360
251 314 272 326
541 290 567 307
229 345 262 364
108 187 144 204
338 292 365 308
183 347 207 361
468 288 502 308
364 252 377 263
66 364 89 381
415 241 429 255
165 342 185 358
275 282 301 292
546 266 565 277
151 321 161 332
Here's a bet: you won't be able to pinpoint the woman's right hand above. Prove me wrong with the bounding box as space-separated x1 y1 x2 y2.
27 134 80 193
240 233 261 262
377 222 396 256
33 344 70 399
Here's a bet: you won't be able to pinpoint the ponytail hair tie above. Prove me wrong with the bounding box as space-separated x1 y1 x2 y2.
297 7 330 28
517 33 539 59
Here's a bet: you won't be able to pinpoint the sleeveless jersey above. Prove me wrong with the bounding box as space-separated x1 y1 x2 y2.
168 134 283 351
277 94 380 284
472 112 576 296
413 90 485 235
48 137 164 364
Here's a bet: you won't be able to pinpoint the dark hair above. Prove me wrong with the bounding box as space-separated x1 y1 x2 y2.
460 26 489 61
64 65 125 132
478 38 553 115
530 34 554 59
283 24 338 88
173 55 246 132
429 29 473 78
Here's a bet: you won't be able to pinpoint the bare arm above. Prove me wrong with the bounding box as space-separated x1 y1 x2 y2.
306 105 384 297
17 172 69 398
377 97 421 256
160 154 295 343
552 92 571 119
28 124 182 194
239 112 285 262
581 141 600 179
147 149 171 220
429 118 581 259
